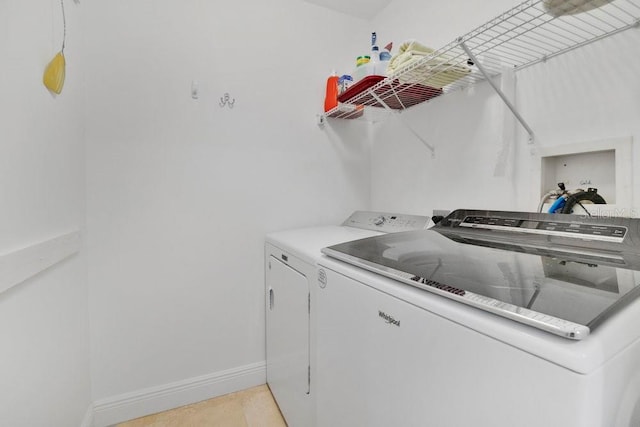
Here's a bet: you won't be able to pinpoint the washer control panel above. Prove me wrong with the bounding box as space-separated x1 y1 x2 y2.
459 215 627 242
342 211 431 233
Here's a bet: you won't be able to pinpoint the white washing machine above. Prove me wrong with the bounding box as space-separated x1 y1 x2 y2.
317 209 640 427
264 211 430 427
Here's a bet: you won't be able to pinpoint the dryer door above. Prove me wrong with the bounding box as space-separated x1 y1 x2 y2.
266 255 310 424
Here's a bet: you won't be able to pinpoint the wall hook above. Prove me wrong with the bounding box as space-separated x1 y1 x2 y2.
219 93 235 109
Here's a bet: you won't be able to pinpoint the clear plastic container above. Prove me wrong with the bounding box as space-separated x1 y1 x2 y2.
352 61 386 83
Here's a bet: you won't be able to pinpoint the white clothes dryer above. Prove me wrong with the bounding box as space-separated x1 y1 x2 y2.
264 211 430 427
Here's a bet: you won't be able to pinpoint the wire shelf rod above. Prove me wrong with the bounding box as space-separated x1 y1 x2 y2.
465 5 631 68
465 0 542 41
581 2 636 26
515 17 594 47
526 22 598 47
463 0 636 64
623 0 640 12
469 29 550 56
517 17 640 70
385 0 638 86
565 10 623 35
470 31 563 65
462 12 565 67
325 0 640 124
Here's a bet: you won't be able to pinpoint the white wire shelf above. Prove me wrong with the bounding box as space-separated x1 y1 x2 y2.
325 0 640 120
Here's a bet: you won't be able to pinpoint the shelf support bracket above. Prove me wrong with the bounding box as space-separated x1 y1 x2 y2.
369 92 436 158
459 39 535 144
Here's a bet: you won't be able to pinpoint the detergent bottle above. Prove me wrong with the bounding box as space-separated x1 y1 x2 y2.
324 72 339 112
378 42 392 75
370 32 381 73
380 42 392 61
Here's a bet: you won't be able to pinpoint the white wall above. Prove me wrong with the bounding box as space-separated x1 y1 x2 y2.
83 0 370 423
369 0 640 217
0 0 92 426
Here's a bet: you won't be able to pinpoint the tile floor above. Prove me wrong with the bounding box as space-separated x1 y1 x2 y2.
117 384 287 427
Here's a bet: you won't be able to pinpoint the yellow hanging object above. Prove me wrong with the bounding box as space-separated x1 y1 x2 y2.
43 52 66 94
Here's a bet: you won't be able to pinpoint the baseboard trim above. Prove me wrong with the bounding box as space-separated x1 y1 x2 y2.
92 361 266 427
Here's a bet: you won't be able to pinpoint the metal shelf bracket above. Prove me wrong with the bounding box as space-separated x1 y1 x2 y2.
459 38 535 144
369 92 436 158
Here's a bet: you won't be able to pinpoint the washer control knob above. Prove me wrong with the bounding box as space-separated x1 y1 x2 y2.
373 215 386 226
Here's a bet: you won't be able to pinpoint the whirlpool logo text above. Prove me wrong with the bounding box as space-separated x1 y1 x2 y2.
378 310 400 327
